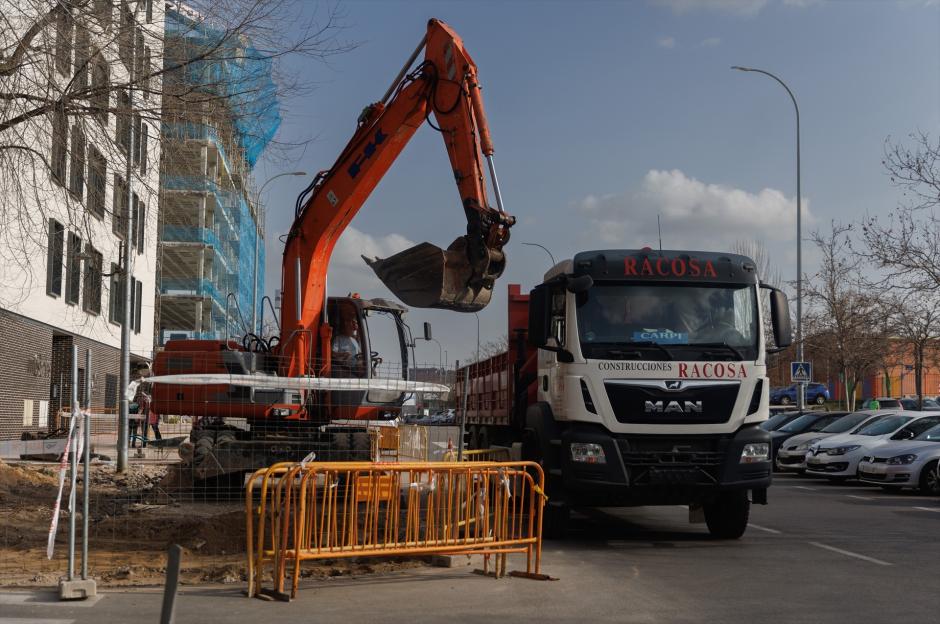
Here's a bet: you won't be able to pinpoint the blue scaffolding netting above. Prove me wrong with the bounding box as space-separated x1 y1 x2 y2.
159 8 279 343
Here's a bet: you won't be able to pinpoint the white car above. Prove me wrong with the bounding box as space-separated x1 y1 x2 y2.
804 412 940 480
775 410 888 472
858 423 940 493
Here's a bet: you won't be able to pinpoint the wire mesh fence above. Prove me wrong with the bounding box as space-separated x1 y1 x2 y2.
0 354 480 588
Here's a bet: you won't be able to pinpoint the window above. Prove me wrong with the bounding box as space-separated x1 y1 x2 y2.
22 399 34 427
119 2 133 68
74 24 90 91
132 114 142 166
136 198 146 251
54 7 73 76
134 278 143 333
115 90 131 153
51 108 68 185
109 262 124 325
68 124 85 199
139 123 148 174
134 28 145 80
130 190 139 249
146 0 153 23
112 174 127 237
142 46 151 99
38 401 49 428
94 0 112 28
87 145 106 218
46 219 65 297
82 244 102 315
104 374 118 409
91 57 109 123
65 232 82 305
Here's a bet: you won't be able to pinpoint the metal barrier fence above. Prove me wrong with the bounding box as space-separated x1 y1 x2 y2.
443 448 513 462
245 461 547 600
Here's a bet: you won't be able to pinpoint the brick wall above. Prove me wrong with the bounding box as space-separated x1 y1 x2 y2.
0 309 145 441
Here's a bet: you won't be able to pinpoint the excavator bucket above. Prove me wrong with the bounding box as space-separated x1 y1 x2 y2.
363 236 498 312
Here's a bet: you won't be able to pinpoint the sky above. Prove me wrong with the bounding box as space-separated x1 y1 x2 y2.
251 0 940 367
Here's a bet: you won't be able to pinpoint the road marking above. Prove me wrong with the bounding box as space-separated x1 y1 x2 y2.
792 486 817 491
747 523 781 534
0 619 75 624
808 542 892 566
846 494 874 501
0 593 103 608
913 506 940 512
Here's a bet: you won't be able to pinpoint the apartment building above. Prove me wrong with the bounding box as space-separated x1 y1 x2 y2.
0 1 164 440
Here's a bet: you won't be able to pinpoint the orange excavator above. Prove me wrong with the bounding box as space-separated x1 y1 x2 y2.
151 19 513 480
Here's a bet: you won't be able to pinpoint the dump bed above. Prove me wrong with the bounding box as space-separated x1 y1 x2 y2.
454 284 537 428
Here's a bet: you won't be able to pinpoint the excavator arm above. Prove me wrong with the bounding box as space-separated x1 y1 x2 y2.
279 19 514 377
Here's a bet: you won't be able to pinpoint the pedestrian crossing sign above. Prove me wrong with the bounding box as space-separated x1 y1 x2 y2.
791 362 812 383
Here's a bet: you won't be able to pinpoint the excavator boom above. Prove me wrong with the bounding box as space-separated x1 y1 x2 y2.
280 18 514 376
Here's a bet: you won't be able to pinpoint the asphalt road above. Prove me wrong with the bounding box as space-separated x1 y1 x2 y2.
4 474 939 624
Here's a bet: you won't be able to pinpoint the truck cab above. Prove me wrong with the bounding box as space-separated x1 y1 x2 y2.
524 248 792 538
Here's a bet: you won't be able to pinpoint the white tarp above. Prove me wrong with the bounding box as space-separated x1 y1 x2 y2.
146 373 451 396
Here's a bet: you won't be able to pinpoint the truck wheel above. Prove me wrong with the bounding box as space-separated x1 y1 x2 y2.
704 491 750 539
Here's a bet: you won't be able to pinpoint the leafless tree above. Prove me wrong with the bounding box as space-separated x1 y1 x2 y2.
0 0 352 307
804 223 889 411
731 239 783 287
885 290 940 407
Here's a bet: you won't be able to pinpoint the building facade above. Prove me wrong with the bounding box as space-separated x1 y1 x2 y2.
155 6 278 346
0 0 163 440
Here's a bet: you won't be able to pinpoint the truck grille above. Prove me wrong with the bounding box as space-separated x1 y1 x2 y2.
615 436 729 485
604 380 740 424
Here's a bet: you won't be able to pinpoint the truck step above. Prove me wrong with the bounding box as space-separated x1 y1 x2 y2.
548 468 563 477
549 439 562 446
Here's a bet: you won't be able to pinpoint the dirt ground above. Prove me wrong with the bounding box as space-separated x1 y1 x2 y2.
0 459 424 587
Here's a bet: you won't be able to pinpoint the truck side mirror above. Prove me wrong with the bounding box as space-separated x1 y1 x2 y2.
766 287 792 350
565 275 593 294
527 285 550 347
423 321 432 341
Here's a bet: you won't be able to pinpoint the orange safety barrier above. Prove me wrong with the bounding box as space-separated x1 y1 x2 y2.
443 447 512 463
369 426 401 461
245 461 548 600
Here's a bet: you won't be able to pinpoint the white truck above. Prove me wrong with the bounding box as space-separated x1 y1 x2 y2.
456 248 792 538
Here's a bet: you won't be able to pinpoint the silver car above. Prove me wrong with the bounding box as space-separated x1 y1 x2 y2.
858 423 940 493
775 411 887 472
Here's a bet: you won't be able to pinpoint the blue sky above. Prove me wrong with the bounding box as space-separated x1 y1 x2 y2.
252 0 940 365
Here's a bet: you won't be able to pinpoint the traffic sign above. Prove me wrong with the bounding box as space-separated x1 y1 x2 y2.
791 361 812 383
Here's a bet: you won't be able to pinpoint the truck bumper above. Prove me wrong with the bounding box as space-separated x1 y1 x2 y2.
559 424 772 507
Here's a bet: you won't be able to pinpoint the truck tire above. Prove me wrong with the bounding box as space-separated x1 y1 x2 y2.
523 404 568 539
704 491 750 539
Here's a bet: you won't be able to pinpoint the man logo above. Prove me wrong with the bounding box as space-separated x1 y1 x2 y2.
665 380 682 391
644 400 703 414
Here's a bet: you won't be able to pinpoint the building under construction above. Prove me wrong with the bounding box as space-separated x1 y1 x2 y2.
155 6 281 345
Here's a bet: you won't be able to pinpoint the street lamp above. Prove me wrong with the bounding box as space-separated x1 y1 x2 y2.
521 242 556 267
251 171 307 332
732 65 804 411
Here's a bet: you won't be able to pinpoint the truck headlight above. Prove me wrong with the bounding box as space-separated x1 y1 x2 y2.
887 454 917 465
826 445 860 456
570 442 606 464
740 443 770 464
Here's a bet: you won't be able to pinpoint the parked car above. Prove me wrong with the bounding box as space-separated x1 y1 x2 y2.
899 397 940 411
858 423 940 493
761 411 804 432
775 411 888 472
770 383 831 406
769 411 849 466
805 412 940 481
858 397 902 410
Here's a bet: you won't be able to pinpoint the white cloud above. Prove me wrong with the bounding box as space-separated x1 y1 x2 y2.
701 37 722 47
576 169 812 267
657 36 676 49
651 0 769 16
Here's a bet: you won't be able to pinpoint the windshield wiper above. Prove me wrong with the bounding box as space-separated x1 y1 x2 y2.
607 341 674 361
694 342 747 360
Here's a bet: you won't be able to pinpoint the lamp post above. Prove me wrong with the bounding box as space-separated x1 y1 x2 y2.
251 171 307 333
732 65 804 411
521 242 556 267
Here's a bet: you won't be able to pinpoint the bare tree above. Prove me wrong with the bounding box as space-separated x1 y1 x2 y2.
804 223 888 411
731 239 783 287
0 0 352 308
886 290 940 407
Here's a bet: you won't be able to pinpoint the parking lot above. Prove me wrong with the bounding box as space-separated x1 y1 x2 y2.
3 472 938 624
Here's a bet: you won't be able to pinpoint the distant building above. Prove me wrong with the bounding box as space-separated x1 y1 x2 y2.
0 1 163 441
155 6 279 345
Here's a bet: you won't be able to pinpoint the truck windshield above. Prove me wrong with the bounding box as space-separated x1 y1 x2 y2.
576 283 758 360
